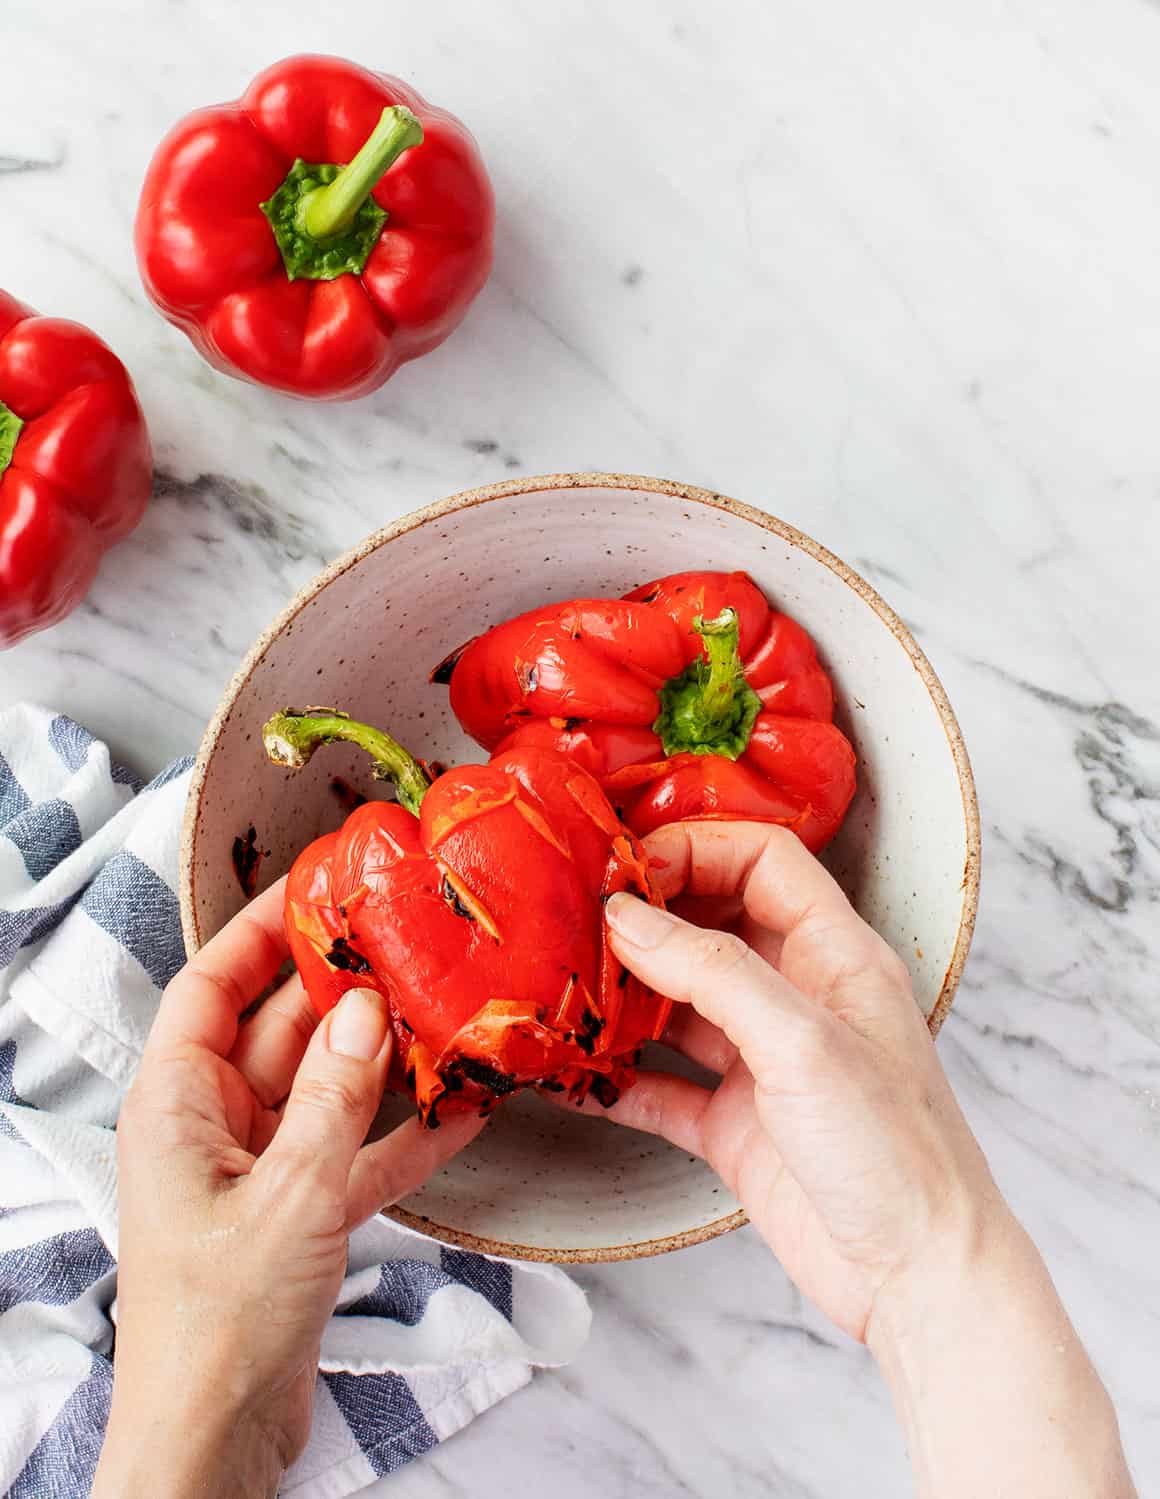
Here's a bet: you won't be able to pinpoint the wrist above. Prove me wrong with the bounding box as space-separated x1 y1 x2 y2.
867 1191 1024 1371
95 1383 286 1499
869 1202 1132 1498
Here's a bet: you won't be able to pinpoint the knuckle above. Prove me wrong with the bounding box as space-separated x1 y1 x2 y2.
785 1009 841 1076
878 945 913 993
762 822 799 855
292 1071 368 1120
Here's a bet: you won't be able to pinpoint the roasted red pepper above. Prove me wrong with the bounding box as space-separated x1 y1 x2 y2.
0 291 152 648
263 708 670 1127
435 570 857 853
136 55 494 401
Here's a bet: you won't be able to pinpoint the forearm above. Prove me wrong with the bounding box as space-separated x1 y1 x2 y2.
870 1208 1136 1499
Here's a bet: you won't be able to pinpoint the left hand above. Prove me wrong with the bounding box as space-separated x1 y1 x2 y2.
92 879 484 1499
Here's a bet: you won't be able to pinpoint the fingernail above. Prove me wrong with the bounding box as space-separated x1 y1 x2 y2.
605 893 681 949
328 987 389 1061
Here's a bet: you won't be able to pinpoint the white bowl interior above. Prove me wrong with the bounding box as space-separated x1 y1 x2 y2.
184 481 974 1258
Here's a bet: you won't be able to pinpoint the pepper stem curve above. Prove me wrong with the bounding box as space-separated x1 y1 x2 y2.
652 609 763 760
299 106 424 241
263 708 431 817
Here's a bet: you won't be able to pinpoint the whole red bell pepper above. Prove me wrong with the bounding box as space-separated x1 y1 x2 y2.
136 54 494 401
263 708 670 1128
0 291 152 648
434 570 858 853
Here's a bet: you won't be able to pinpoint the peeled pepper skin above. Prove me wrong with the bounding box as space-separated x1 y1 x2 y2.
284 747 670 1128
443 570 858 854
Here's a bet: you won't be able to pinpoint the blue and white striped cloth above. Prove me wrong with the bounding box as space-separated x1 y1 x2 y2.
0 703 589 1498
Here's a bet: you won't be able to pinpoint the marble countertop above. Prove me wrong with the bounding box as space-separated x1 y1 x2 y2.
4 0 1158 1493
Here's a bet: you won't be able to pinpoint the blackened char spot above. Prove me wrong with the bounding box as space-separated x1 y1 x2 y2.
231 826 267 898
458 1055 518 1096
575 1007 605 1056
441 873 476 921
430 643 467 684
326 937 373 974
588 1074 621 1109
563 717 584 732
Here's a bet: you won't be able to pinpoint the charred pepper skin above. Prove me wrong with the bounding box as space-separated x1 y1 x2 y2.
263 709 670 1128
136 54 494 401
435 570 858 853
0 291 152 648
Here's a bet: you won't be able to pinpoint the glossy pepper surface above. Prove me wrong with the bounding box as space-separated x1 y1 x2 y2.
263 709 670 1128
136 54 494 401
0 291 152 648
435 570 858 853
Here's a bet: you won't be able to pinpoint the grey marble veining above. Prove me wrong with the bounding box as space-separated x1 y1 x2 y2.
2 0 1158 1494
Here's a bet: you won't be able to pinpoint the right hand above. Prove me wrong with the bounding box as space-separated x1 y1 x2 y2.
602 821 1004 1342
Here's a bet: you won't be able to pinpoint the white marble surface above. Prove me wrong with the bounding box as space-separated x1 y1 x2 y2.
3 0 1159 1493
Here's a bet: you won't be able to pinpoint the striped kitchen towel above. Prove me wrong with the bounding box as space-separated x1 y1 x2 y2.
0 702 590 1499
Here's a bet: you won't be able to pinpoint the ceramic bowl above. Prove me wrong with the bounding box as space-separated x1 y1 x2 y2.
180 473 980 1263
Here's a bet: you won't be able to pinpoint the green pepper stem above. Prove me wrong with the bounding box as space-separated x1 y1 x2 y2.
694 610 745 731
298 106 423 241
262 708 431 817
0 399 24 479
652 608 763 760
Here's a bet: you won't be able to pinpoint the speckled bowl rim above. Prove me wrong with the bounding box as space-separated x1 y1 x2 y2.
180 471 981 1265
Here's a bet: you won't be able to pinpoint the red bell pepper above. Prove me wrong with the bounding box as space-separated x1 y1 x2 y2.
136 54 494 401
434 570 858 853
0 291 152 648
263 708 670 1127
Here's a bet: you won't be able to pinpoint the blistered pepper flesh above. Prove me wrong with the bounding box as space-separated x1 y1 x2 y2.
436 570 858 853
264 711 670 1127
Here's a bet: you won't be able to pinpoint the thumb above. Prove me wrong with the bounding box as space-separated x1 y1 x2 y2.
265 986 394 1191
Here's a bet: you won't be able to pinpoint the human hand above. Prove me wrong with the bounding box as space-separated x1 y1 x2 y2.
92 879 483 1499
601 822 1135 1499
600 820 1001 1342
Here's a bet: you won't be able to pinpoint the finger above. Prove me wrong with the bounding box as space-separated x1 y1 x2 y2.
150 878 289 1057
605 894 844 1091
642 821 852 934
248 1101 284 1158
666 890 744 932
345 1111 487 1230
735 909 785 971
643 821 771 903
661 1007 738 1075
558 1069 713 1157
644 821 909 1019
229 972 318 1109
258 987 393 1195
